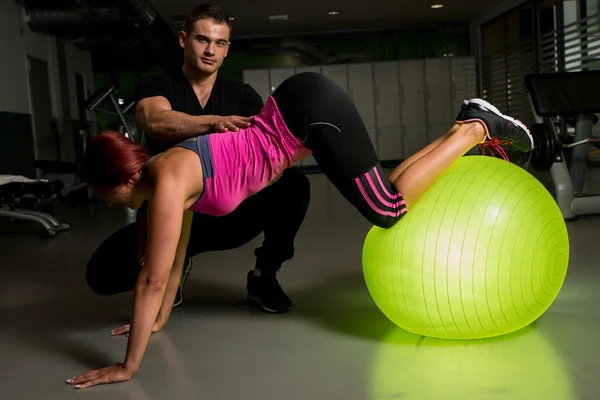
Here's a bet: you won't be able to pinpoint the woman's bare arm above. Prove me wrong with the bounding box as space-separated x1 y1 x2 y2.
67 167 191 389
113 209 193 336
156 210 194 327
122 171 189 374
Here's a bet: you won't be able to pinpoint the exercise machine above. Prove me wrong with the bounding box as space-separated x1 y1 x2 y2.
85 86 141 143
34 159 91 203
34 86 138 204
0 175 71 238
525 71 600 220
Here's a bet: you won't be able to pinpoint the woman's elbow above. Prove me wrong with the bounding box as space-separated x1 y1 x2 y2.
141 278 168 295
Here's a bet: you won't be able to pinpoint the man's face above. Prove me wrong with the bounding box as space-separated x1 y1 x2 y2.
180 19 230 75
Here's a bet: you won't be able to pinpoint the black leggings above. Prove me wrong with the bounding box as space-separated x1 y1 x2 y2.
272 72 407 229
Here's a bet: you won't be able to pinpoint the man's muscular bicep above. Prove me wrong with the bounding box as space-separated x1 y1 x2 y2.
135 96 172 134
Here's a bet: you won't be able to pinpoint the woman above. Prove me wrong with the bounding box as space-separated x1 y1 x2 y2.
67 72 532 388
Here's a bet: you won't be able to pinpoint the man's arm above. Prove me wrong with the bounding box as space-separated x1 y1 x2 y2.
136 96 252 144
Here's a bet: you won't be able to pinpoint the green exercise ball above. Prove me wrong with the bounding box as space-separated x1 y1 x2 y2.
362 156 569 339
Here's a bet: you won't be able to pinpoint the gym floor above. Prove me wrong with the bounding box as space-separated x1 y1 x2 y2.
1 172 599 400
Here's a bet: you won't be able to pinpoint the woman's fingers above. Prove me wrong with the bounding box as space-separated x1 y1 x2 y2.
74 373 114 389
67 364 133 389
111 324 130 336
112 322 161 336
67 369 101 385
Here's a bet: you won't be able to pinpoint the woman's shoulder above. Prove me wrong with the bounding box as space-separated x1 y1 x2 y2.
146 146 201 183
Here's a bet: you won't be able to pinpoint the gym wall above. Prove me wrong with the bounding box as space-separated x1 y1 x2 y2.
92 22 470 132
474 0 600 126
588 0 600 14
220 24 471 82
0 0 95 177
64 41 96 164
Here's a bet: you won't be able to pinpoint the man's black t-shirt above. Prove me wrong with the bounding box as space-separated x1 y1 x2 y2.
134 69 264 155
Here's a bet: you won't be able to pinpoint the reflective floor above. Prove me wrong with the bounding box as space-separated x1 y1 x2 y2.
0 173 599 400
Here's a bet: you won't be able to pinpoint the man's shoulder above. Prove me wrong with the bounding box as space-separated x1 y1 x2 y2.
216 74 264 113
135 71 188 102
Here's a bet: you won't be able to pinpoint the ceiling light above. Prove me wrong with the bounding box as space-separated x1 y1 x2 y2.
269 14 288 21
229 17 235 21
431 4 444 8
328 11 339 15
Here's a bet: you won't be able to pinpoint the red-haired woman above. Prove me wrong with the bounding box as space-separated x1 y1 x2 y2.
67 72 532 388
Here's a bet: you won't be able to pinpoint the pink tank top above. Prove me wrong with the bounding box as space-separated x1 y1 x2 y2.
188 96 311 216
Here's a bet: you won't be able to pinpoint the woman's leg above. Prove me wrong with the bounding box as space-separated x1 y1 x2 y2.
392 121 485 209
271 73 531 229
388 123 461 182
272 72 407 229
391 97 533 209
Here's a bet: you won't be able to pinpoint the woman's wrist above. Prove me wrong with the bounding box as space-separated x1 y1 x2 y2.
123 358 140 375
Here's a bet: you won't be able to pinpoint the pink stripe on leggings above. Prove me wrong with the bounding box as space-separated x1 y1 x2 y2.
372 167 403 200
354 177 407 217
364 172 406 209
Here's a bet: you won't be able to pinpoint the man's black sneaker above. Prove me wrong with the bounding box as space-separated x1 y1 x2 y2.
246 270 292 313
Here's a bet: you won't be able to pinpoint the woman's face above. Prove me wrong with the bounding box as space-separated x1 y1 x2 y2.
98 183 144 210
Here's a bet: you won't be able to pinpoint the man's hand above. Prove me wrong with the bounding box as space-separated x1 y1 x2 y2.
213 115 253 132
111 322 163 336
66 363 133 389
136 97 255 141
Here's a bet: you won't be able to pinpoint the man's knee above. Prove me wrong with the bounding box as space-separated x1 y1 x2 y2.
272 168 311 209
85 256 140 296
85 260 112 295
280 167 310 188
84 224 139 296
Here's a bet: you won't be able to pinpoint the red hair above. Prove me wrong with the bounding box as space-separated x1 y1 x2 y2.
78 131 151 190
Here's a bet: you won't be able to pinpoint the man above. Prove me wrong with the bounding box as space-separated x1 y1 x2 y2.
85 4 310 314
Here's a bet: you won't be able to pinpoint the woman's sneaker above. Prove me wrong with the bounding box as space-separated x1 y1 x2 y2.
173 258 193 307
456 99 533 155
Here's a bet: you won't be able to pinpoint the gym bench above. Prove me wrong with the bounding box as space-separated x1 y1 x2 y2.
0 175 71 238
525 71 600 220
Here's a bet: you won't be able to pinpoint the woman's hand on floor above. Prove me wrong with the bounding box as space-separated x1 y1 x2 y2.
66 363 133 389
111 321 162 336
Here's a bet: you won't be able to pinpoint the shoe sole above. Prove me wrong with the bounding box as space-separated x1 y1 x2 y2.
247 294 291 313
172 260 193 308
173 287 183 308
466 98 534 150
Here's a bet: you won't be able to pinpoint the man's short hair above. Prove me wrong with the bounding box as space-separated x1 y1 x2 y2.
184 4 232 34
